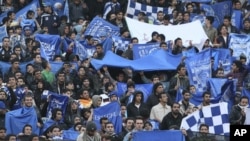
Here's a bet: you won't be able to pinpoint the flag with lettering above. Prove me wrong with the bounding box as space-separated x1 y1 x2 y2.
5 107 40 135
93 101 122 133
229 33 250 64
185 49 211 93
46 92 69 119
133 43 160 59
35 34 61 61
84 16 120 40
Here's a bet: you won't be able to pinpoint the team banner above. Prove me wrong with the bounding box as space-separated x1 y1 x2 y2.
133 43 160 59
126 17 208 51
185 49 211 93
229 33 250 64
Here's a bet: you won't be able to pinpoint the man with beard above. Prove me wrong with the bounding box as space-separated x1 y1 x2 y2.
160 102 183 130
198 91 211 109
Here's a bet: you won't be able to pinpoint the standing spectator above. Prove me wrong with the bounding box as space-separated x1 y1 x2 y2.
168 64 190 101
123 116 144 141
77 121 101 141
110 10 127 30
178 90 195 117
229 96 249 125
240 18 250 34
160 102 183 130
103 0 121 20
217 15 239 34
69 0 89 24
203 16 217 43
127 91 149 118
117 117 134 141
0 37 12 62
213 25 229 48
41 2 60 35
198 91 211 109
150 92 171 123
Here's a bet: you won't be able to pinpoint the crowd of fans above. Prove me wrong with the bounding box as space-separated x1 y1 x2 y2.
0 0 249 141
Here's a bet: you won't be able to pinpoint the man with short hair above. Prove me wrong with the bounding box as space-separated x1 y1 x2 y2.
0 127 6 141
150 92 171 123
99 117 109 136
0 37 12 62
104 122 119 141
118 117 134 141
123 116 144 141
198 91 211 109
178 90 195 117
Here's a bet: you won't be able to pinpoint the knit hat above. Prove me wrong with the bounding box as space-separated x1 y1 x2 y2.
86 121 97 132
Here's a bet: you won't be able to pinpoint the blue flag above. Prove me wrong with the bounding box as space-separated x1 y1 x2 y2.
5 107 40 135
185 49 211 93
46 93 69 119
133 43 160 59
93 102 122 133
231 10 243 30
116 82 153 102
0 0 40 23
212 48 232 75
112 36 130 53
35 34 61 61
201 1 232 28
62 130 79 140
133 130 185 141
84 16 120 40
74 40 88 60
49 61 63 75
90 50 182 71
229 33 250 64
0 25 8 45
220 79 237 112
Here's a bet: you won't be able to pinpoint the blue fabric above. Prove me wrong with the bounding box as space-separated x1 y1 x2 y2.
93 101 122 134
116 82 153 102
212 48 232 74
220 79 236 112
62 130 79 140
101 37 114 53
201 1 232 28
43 0 68 17
73 40 88 60
46 93 69 119
182 47 197 57
132 43 160 59
12 87 26 110
41 119 56 134
132 130 185 141
35 34 61 61
5 107 40 135
185 49 211 93
0 25 8 43
84 16 120 39
231 10 243 30
90 50 182 71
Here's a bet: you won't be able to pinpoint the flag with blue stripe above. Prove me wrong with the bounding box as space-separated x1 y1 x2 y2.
93 101 122 134
62 130 79 140
126 0 168 22
74 40 88 60
181 102 230 136
133 43 160 59
35 34 61 61
112 36 130 53
185 49 211 93
84 16 120 40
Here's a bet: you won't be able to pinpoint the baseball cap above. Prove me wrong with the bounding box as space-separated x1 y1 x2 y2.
86 121 97 132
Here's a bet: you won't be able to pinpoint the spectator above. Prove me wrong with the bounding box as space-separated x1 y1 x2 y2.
103 122 119 141
229 96 249 125
0 127 6 141
4 134 16 141
117 117 134 141
198 91 211 109
78 88 92 109
203 16 217 43
149 92 171 123
178 90 195 117
0 37 12 62
123 116 144 141
77 121 101 141
160 102 183 130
